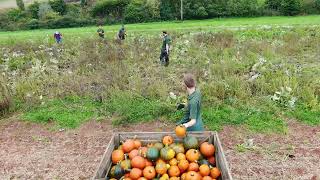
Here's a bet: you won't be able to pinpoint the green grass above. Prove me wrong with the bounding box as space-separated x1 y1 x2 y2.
1 15 320 44
22 97 101 128
287 105 320 125
203 104 287 134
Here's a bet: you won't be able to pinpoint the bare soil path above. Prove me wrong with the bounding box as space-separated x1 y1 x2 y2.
0 116 319 179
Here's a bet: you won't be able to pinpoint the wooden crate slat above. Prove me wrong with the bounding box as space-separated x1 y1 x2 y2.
214 132 233 180
93 135 115 180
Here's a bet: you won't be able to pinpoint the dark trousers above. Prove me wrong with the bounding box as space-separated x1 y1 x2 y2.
160 49 169 66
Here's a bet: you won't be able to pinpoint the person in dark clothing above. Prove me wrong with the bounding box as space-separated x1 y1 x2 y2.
54 31 62 44
97 25 105 39
160 31 171 66
118 25 126 40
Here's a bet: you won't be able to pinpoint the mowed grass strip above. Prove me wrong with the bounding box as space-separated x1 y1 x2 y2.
1 15 320 44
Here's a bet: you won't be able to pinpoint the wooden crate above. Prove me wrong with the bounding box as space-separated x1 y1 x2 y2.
93 131 233 180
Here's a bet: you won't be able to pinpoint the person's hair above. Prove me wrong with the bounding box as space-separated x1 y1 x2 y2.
162 31 167 34
184 73 196 88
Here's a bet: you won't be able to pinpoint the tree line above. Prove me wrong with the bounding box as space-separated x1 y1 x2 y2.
1 0 320 31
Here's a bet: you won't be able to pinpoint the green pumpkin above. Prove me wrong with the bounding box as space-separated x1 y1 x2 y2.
160 146 175 161
147 147 160 161
170 143 185 154
198 159 210 165
114 164 125 179
183 136 199 150
109 164 125 179
153 142 164 150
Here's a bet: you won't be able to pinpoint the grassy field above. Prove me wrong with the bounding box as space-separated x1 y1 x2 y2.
1 16 320 132
1 15 320 44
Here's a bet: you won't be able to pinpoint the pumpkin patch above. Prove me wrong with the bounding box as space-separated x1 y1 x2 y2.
108 135 222 180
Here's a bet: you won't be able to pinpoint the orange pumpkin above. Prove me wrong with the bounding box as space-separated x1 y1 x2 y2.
199 165 210 176
131 156 146 169
162 136 174 145
123 139 135 153
155 162 169 175
186 171 201 180
170 177 180 180
143 166 156 179
125 173 131 177
145 160 153 166
175 125 187 138
200 142 215 157
176 153 186 161
207 156 215 166
168 165 181 177
129 149 140 160
188 162 199 172
138 177 147 180
169 158 178 166
139 147 148 157
186 149 200 162
134 139 142 149
130 168 143 180
156 159 166 164
210 168 221 179
181 173 187 180
112 149 125 164
178 159 189 171
202 176 212 180
124 178 133 180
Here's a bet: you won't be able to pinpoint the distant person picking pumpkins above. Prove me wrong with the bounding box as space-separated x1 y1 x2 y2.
176 73 204 131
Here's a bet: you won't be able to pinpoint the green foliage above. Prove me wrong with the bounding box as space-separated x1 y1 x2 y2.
27 1 40 19
265 0 282 10
22 97 101 128
81 0 87 7
103 90 173 125
91 0 129 18
281 0 302 15
49 0 67 15
38 3 55 20
124 0 144 22
226 0 260 16
16 0 25 11
203 104 287 133
287 105 320 125
159 0 177 20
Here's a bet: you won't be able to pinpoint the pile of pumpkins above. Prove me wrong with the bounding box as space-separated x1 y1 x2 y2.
109 126 221 180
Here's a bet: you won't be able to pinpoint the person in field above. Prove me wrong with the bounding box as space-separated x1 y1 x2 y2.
118 25 126 40
176 73 204 131
54 31 62 44
97 25 105 39
160 31 171 66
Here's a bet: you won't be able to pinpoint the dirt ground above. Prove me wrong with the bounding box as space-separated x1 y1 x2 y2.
0 116 319 180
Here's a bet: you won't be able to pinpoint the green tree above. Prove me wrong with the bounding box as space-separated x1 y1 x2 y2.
226 0 260 16
16 0 25 11
28 1 40 19
265 0 282 10
281 0 301 15
49 0 66 15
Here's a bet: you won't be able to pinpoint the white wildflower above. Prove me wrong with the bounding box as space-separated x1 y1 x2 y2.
169 92 177 100
286 87 292 92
